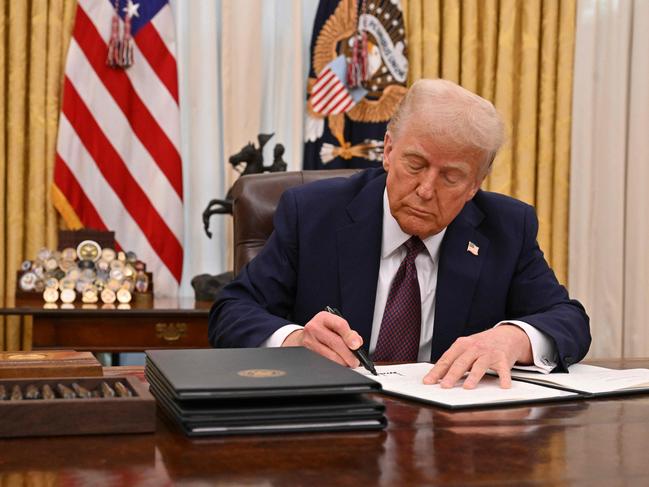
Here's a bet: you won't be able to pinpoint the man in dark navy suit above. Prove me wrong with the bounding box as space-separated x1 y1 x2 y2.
209 79 590 389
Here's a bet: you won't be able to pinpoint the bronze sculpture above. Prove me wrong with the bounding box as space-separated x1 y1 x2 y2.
202 133 287 238
195 133 288 301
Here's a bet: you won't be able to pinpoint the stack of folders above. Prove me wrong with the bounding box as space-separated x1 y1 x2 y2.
145 347 386 437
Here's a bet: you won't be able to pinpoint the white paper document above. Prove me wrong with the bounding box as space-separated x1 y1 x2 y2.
509 364 649 394
354 363 578 409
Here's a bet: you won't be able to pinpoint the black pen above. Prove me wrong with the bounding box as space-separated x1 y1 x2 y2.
325 306 378 376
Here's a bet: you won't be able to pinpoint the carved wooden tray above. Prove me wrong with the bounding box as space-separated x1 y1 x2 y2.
0 376 155 438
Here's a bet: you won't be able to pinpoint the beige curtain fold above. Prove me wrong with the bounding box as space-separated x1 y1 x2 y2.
0 0 76 351
403 0 575 284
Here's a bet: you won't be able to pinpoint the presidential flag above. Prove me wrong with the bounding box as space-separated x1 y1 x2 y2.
52 0 182 296
304 0 409 170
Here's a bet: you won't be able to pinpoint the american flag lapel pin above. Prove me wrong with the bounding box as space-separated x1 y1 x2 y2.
467 241 479 256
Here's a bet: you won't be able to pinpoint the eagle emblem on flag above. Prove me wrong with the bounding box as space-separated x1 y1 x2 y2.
304 0 409 169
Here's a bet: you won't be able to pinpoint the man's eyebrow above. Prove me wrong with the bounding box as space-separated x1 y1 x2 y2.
443 161 471 173
403 149 427 159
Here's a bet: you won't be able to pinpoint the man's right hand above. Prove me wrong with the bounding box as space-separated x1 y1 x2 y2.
281 311 362 368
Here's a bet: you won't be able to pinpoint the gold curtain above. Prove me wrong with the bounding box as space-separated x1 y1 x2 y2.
0 0 76 350
403 0 575 285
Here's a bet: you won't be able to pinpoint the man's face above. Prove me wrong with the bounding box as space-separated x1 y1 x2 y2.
383 115 486 238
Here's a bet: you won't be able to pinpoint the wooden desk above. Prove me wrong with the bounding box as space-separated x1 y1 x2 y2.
0 297 212 352
1 360 649 485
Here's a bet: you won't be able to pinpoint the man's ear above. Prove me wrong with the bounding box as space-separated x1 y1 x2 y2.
383 131 393 172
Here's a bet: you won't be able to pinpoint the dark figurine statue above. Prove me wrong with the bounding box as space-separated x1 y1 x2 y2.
202 132 289 238
267 144 288 173
196 133 289 301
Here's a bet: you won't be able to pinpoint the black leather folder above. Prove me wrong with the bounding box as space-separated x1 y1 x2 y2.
145 347 381 399
144 347 386 436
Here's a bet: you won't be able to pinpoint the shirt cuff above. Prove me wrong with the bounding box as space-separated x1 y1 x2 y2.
259 324 304 348
494 320 557 374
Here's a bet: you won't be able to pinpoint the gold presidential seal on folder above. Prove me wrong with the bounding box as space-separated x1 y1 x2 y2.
237 369 287 378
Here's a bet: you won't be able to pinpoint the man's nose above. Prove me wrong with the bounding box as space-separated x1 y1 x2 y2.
416 171 437 199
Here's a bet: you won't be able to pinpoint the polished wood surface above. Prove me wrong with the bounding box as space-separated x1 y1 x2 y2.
0 298 212 352
1 360 649 486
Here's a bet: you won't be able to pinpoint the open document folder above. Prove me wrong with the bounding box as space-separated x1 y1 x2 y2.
355 362 649 409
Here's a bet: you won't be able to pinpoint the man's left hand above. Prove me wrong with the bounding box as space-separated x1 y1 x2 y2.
423 324 533 389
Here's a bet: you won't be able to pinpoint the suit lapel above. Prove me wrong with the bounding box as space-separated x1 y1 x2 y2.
431 199 489 361
336 173 386 351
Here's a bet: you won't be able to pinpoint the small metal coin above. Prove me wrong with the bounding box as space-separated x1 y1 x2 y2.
32 266 44 278
78 259 95 270
117 251 126 262
116 288 132 304
44 258 58 272
81 268 96 280
75 280 91 294
61 247 77 261
109 268 124 281
107 278 121 292
96 259 110 272
36 247 51 262
33 279 45 293
19 272 37 291
76 240 101 262
59 259 75 272
123 264 135 278
60 288 76 304
20 260 32 271
101 247 116 263
134 260 146 271
82 288 98 304
59 278 75 290
125 251 137 263
100 288 116 304
67 268 81 281
45 277 59 290
121 279 133 292
43 288 59 303
109 260 124 271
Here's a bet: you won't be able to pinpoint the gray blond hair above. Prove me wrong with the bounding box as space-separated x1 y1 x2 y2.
387 79 505 175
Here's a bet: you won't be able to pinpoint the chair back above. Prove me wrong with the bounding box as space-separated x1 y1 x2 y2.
229 170 359 275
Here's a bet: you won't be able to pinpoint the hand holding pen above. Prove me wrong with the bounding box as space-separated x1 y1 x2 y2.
325 306 378 376
281 307 376 374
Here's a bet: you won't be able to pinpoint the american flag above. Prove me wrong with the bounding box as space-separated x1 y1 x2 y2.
53 0 183 296
310 55 365 115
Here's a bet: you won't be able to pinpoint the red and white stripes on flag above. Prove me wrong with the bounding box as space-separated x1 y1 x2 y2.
310 65 355 115
53 0 183 296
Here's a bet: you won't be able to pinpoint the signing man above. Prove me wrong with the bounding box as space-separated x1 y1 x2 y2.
209 79 590 388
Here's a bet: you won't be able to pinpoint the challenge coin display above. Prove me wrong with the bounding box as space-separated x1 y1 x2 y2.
16 239 152 304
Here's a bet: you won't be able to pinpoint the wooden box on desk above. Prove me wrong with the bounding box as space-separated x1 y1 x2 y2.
0 376 155 438
0 350 102 379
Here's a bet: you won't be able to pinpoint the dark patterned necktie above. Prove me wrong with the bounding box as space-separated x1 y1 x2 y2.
372 236 426 362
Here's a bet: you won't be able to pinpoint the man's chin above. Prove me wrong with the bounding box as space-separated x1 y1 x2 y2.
396 216 441 239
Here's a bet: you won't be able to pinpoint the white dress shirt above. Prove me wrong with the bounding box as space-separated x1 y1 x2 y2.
262 189 557 373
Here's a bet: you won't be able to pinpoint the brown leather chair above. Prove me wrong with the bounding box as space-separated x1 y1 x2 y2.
229 170 360 275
